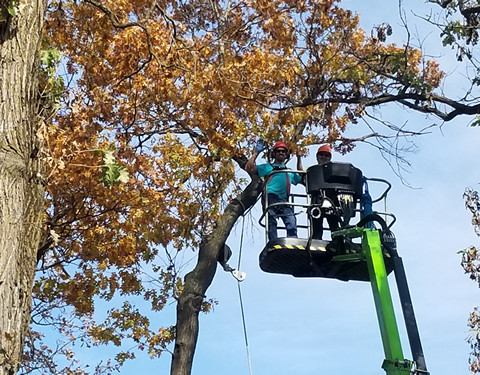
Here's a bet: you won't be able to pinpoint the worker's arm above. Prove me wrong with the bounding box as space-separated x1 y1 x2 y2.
245 152 259 175
296 151 303 171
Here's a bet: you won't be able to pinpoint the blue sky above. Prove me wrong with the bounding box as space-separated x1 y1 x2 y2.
52 1 480 374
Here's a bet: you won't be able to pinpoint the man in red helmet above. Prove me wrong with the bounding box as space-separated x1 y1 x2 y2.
245 141 303 241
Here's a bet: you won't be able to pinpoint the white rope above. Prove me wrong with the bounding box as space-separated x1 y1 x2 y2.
237 214 253 375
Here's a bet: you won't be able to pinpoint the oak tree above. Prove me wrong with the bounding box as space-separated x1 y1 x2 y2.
37 1 480 374
0 0 49 374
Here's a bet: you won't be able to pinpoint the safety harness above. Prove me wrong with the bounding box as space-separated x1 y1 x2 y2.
262 164 291 204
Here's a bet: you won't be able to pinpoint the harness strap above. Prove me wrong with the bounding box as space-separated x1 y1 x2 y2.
286 172 290 196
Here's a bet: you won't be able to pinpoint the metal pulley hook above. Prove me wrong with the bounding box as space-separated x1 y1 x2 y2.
310 206 322 219
217 244 247 282
232 269 246 282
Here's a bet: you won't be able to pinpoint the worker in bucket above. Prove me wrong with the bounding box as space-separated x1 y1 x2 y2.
311 144 341 240
245 140 302 241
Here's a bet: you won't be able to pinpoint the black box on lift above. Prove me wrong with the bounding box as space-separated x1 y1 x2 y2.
306 162 363 199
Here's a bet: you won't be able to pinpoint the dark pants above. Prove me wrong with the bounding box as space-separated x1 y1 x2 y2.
265 193 297 241
312 214 340 240
310 191 340 240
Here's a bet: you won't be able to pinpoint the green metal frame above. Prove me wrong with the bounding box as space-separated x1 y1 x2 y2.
333 228 413 375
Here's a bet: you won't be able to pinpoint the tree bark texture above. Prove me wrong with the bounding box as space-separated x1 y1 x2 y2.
170 177 262 375
0 1 47 374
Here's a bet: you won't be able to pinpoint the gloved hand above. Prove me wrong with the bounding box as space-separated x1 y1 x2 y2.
255 139 266 153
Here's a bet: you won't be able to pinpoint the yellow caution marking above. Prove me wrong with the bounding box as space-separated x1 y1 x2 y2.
269 244 327 252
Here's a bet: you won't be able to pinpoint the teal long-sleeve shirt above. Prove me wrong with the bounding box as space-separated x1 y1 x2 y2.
257 163 301 199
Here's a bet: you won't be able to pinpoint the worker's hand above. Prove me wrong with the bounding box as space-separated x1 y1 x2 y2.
295 149 305 157
255 139 267 153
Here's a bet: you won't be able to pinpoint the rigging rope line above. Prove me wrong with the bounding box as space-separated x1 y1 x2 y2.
237 214 253 375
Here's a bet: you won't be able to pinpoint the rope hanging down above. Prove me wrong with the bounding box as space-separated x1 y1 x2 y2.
219 195 259 374
236 214 253 375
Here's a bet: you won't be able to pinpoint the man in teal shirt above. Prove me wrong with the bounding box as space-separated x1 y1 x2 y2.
245 141 303 240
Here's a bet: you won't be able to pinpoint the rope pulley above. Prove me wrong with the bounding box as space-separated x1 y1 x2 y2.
217 244 246 282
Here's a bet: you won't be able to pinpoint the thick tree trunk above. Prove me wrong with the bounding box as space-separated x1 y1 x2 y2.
0 1 47 374
170 177 262 375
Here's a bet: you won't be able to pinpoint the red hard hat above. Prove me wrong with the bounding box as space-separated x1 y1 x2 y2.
272 141 289 151
317 145 332 154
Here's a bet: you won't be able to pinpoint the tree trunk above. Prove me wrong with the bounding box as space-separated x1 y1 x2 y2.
0 1 47 373
170 177 262 375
